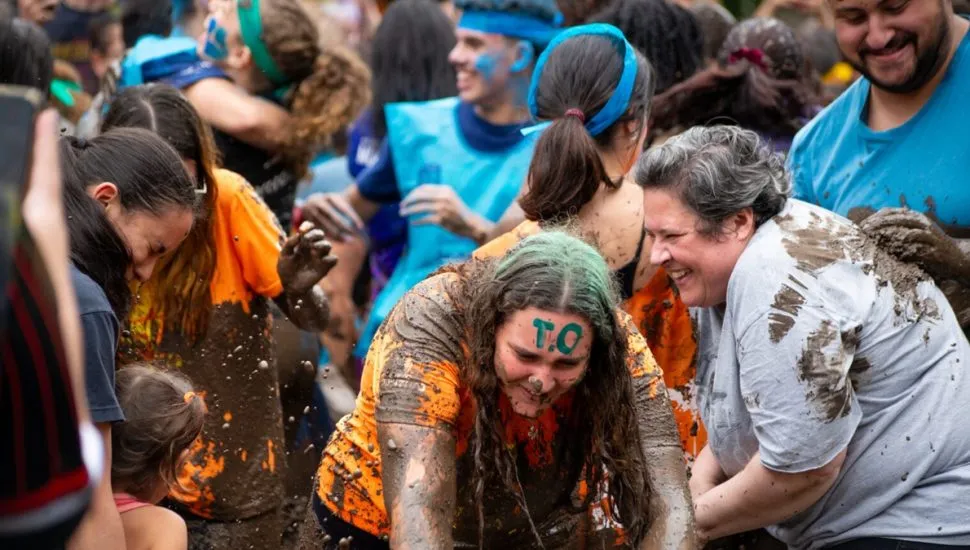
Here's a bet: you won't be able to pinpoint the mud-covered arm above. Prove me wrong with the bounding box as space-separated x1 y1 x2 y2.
624 319 696 550
379 423 457 549
373 275 467 547
634 375 697 550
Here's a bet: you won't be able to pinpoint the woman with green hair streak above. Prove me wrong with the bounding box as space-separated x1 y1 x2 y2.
301 230 694 549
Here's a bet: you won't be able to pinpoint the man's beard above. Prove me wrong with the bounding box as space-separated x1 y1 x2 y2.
847 11 952 94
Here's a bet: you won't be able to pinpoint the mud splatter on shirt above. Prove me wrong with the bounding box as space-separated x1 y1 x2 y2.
314 270 665 545
475 221 704 463
692 199 970 549
120 169 288 521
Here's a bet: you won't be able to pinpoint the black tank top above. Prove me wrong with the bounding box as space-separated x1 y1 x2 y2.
614 224 648 301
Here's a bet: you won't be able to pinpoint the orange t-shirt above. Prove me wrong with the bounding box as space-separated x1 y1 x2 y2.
314 270 666 544
122 169 287 521
475 222 706 462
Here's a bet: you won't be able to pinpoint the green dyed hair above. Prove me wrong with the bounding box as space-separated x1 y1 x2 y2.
493 230 619 322
459 229 650 548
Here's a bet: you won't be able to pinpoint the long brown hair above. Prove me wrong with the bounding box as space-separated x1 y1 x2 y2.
260 0 372 178
102 84 219 340
518 34 654 223
450 230 650 547
111 364 206 501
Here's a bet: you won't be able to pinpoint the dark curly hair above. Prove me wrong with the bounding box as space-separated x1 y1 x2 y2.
589 0 703 95
447 230 651 547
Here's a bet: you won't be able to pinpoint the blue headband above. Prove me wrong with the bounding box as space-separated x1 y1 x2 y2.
458 10 562 47
527 23 638 137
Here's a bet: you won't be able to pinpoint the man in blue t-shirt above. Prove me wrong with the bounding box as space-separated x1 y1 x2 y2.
788 0 970 229
787 0 970 329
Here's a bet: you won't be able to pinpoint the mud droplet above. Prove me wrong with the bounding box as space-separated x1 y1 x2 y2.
226 376 231 380
252 314 259 320
338 536 353 549
233 345 244 354
121 330 131 338
222 423 230 429
288 416 295 423
322 535 332 543
367 444 375 452
387 438 398 450
353 470 362 479
303 406 311 415
901 472 909 481
294 305 302 311
234 235 240 241
303 360 314 370
296 299 304 305
258 360 269 370
304 443 315 454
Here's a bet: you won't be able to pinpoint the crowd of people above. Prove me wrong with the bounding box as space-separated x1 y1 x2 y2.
1 0 969 548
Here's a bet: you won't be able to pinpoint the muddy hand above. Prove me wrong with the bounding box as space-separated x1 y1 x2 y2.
278 223 339 295
860 208 970 284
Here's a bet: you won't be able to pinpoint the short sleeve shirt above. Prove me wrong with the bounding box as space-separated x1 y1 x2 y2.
787 26 970 233
314 268 666 543
693 199 970 548
71 265 122 424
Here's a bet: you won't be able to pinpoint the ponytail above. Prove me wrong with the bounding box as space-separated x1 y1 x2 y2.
283 47 371 179
518 30 653 223
519 115 614 222
258 0 371 179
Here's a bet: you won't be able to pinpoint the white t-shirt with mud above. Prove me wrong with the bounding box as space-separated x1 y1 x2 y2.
693 199 970 549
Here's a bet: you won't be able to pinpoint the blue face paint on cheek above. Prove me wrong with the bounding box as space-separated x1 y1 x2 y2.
202 16 230 61
473 51 502 84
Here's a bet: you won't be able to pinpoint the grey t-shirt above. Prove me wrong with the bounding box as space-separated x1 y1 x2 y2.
693 199 970 549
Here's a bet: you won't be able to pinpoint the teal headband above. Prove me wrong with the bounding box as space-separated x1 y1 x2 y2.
457 10 562 47
238 0 288 86
527 23 638 137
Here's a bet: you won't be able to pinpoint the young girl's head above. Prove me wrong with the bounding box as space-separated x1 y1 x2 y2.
199 0 371 178
111 364 206 503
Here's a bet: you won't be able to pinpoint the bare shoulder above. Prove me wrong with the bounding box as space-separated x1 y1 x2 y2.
122 506 188 550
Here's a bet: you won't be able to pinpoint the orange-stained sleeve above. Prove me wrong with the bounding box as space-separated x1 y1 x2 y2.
373 274 466 430
220 169 286 299
619 310 666 399
473 220 540 260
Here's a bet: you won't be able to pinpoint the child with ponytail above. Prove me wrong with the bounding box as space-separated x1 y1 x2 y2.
111 365 206 550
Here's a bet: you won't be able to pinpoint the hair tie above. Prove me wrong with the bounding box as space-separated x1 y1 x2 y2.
563 108 586 123
727 47 768 72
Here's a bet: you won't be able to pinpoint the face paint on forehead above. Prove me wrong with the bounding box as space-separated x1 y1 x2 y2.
556 323 584 355
533 318 555 349
532 318 586 355
201 16 230 61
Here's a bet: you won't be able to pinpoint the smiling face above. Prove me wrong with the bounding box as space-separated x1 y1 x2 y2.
448 28 520 106
494 307 593 418
832 0 952 93
643 188 752 308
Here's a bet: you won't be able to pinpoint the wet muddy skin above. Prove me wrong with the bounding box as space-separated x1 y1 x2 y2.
850 207 970 332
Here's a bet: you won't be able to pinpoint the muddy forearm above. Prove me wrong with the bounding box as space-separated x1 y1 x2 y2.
274 286 330 332
379 422 457 549
634 378 697 550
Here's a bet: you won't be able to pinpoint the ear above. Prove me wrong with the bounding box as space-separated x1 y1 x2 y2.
89 182 119 207
726 207 756 240
510 40 534 73
226 44 253 71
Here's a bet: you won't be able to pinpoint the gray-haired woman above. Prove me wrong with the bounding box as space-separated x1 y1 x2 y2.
637 125 970 549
